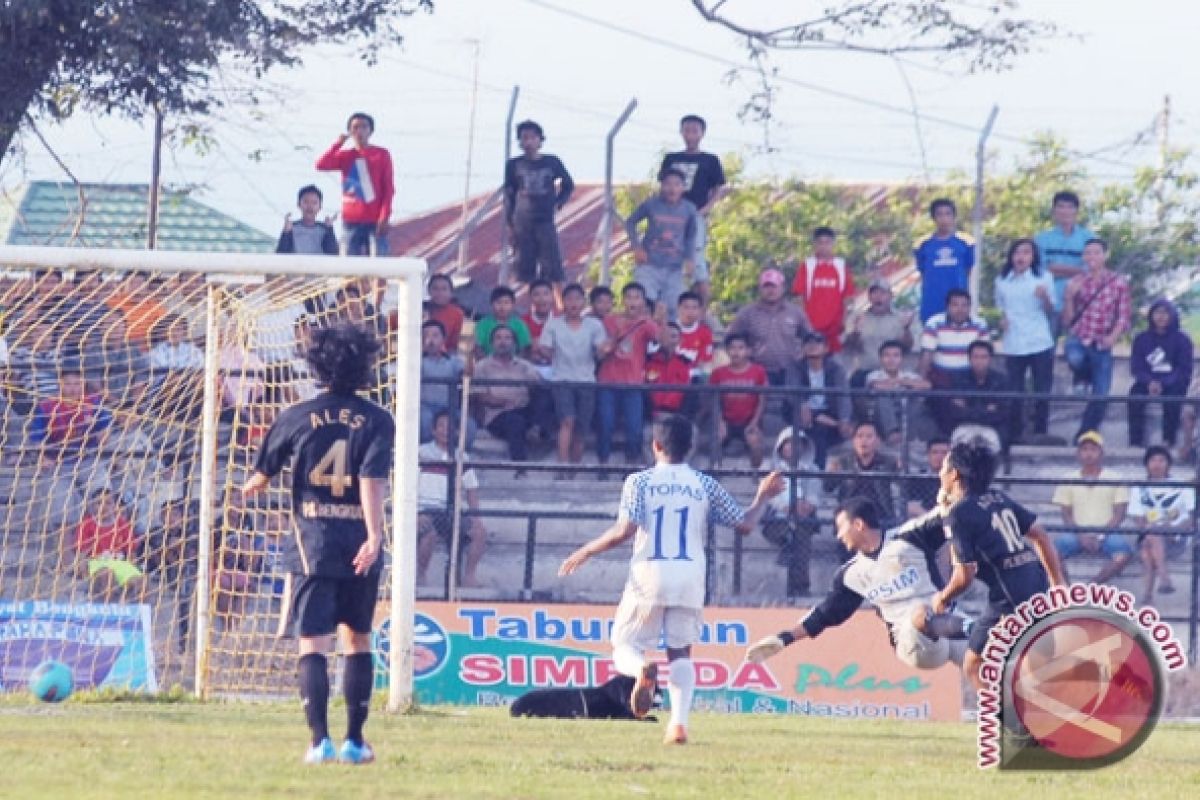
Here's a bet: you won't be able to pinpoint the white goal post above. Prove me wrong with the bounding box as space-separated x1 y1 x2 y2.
0 245 425 713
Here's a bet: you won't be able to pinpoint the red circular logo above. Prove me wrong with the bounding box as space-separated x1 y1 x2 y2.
1010 615 1160 761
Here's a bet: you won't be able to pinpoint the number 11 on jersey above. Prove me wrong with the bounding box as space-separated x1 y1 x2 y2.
649 506 692 561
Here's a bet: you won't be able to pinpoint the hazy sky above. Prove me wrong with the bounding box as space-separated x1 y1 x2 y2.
3 0 1196 237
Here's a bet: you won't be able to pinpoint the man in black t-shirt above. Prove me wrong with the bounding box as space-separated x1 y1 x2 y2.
929 437 1065 690
504 120 575 300
660 114 728 305
243 324 394 766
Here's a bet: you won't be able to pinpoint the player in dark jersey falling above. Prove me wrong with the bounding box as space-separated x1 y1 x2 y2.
243 323 395 765
929 437 1065 690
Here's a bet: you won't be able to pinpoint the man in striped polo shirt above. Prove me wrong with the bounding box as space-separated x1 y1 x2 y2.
919 289 990 424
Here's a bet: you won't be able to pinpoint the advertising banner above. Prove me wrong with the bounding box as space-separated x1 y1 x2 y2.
375 602 961 721
0 601 158 692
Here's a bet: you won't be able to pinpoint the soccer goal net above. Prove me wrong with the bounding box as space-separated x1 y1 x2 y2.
0 246 423 709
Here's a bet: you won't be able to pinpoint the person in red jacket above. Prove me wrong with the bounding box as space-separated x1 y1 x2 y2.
646 323 692 416
791 226 855 353
316 112 395 257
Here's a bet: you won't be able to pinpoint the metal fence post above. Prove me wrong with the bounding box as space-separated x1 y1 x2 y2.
600 99 638 287
498 86 520 286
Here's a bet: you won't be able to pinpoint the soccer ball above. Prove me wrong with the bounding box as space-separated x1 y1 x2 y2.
29 660 73 703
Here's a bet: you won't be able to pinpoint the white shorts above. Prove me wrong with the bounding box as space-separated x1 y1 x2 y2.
610 593 703 653
894 620 953 669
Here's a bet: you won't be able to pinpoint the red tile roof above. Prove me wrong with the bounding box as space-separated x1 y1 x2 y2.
386 183 626 288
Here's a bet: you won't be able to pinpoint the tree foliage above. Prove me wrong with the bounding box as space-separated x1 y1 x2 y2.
612 139 1200 333
0 0 433 164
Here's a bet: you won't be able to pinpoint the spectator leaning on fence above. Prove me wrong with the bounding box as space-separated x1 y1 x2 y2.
1062 238 1131 439
504 120 574 301
596 283 662 467
944 340 1010 447
1051 430 1132 584
995 237 1056 444
1127 445 1193 603
471 326 543 470
1128 298 1193 448
276 184 339 255
645 323 692 418
708 332 768 468
538 283 609 475
919 288 988 422
1035 190 1095 323
867 338 932 447
914 198 974 324
315 111 394 257
791 226 856 354
727 268 811 389
790 331 852 468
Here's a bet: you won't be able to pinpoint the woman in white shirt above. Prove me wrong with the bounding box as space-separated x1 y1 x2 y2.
995 238 1055 443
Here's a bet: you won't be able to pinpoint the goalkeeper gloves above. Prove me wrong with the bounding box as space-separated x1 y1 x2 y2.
745 631 796 663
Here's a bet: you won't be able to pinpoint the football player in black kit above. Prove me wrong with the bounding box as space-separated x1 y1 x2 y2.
929 437 1065 690
243 324 395 765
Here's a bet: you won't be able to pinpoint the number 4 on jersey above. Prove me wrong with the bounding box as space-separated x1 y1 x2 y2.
308 439 353 497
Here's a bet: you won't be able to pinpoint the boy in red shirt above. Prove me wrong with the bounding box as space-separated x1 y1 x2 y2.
674 291 714 379
424 274 464 353
646 323 692 416
522 279 557 341
709 333 768 467
316 112 395 257
74 488 143 601
791 226 855 352
597 283 663 465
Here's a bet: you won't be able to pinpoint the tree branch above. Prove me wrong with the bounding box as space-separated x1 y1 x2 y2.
24 114 88 245
691 0 1060 72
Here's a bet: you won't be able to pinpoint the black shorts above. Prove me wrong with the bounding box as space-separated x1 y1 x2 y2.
968 608 1003 655
280 571 381 638
513 217 565 284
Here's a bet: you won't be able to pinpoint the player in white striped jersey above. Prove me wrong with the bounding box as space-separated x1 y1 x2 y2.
560 415 783 745
746 496 972 670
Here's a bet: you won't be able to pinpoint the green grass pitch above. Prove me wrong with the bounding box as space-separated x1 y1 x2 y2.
2 698 1197 798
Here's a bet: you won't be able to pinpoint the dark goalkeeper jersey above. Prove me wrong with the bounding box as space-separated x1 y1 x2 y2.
946 490 1049 609
255 391 395 578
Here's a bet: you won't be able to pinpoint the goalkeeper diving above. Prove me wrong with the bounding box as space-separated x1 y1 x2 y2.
746 496 971 671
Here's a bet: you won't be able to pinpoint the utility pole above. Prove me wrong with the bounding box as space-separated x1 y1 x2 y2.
970 105 999 311
1156 94 1171 224
147 104 164 250
457 39 482 272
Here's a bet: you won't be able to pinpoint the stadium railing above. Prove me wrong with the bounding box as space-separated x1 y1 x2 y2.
418 377 1200 662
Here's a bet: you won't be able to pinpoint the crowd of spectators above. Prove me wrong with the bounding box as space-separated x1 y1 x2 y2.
3 109 1197 607
412 166 1200 596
